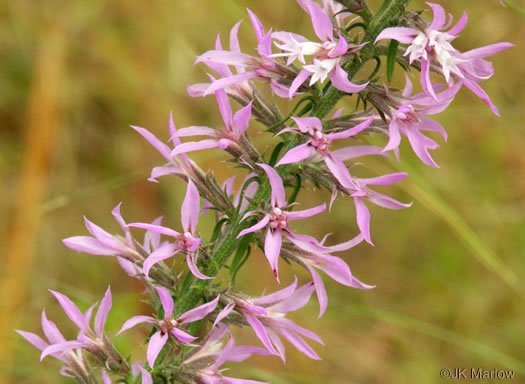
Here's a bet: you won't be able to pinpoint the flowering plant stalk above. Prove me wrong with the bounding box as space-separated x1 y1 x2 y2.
17 0 513 383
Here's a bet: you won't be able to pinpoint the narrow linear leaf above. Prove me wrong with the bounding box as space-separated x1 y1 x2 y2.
386 39 399 83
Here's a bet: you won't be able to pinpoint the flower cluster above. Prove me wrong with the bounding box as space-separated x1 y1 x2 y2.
18 1 512 383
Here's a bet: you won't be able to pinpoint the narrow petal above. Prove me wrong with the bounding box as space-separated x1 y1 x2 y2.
49 290 90 333
170 327 198 343
170 139 220 156
175 126 216 137
230 21 242 52
447 11 468 36
244 313 278 356
405 128 439 167
375 27 418 44
203 72 259 95
41 341 86 361
181 180 200 233
83 217 116 243
328 33 348 58
384 119 402 152
147 331 168 368
420 59 438 100
267 329 286 362
286 203 326 220
227 345 271 363
361 172 408 186
307 267 327 318
367 190 413 210
463 79 500 116
427 2 447 31
195 50 252 67
332 145 386 161
403 74 413 97
187 253 213 280
233 102 253 136
213 303 235 327
215 88 233 129
41 310 66 344
274 318 324 344
94 287 112 336
264 229 282 280
354 198 372 245
288 69 311 98
276 143 313 166
325 233 364 252
274 327 321 360
143 216 163 253
252 277 298 306
178 296 220 324
327 115 373 140
102 371 111 384
287 232 336 254
267 281 315 313
111 203 129 237
117 315 156 334
247 9 265 43
129 223 180 238
155 287 174 318
324 153 355 188
149 166 183 182
140 368 153 384
142 243 179 277
462 42 514 60
15 330 48 352
130 126 171 160
330 63 368 94
257 164 286 207
306 0 334 41
62 237 115 256
238 215 270 238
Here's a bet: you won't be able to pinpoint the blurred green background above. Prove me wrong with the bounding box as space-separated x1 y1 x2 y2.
1 0 524 383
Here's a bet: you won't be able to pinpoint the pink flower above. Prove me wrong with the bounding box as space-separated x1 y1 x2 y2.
375 2 513 115
63 203 168 277
272 0 368 97
276 115 379 188
16 310 89 379
171 87 253 156
216 279 323 361
282 233 373 317
195 10 298 98
129 180 211 280
337 172 412 244
33 287 113 362
131 112 192 182
188 21 254 103
182 325 269 384
238 164 326 280
381 76 462 167
118 287 219 368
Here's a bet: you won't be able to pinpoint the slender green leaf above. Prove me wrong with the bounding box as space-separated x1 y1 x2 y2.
386 39 399 83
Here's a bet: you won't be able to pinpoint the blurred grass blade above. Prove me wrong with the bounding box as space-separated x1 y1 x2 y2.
501 0 525 16
393 161 524 298
39 168 151 214
349 306 525 375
